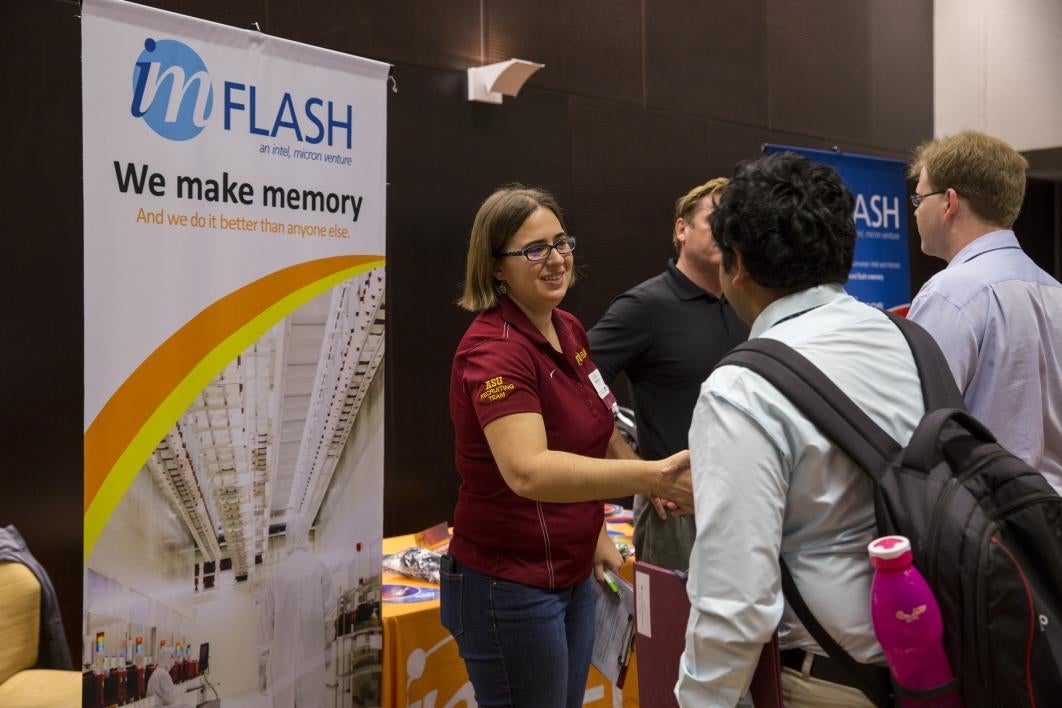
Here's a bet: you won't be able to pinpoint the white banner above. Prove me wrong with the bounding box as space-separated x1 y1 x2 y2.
83 1 386 703
83 0 386 428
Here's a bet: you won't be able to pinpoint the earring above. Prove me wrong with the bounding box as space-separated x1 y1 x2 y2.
496 282 508 295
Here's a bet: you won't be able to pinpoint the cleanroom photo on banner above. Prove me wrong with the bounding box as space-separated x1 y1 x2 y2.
86 273 386 708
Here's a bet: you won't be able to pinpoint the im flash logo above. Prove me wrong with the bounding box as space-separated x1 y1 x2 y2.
130 37 356 148
131 38 213 141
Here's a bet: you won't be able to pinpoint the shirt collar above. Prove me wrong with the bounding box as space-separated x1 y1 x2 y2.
750 283 847 339
949 230 1019 267
496 296 573 351
665 259 722 302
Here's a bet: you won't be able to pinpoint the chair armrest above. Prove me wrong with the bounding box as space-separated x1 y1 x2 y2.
0 562 41 686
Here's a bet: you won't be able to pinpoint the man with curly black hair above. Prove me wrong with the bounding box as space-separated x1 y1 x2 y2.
676 152 923 706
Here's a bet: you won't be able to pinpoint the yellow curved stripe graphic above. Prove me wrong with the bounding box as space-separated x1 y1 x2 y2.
84 255 384 560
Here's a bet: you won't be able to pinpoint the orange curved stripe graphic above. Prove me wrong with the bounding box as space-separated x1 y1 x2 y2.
84 254 379 513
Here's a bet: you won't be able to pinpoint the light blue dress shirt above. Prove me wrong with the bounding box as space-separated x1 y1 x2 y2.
676 285 925 707
908 230 1062 493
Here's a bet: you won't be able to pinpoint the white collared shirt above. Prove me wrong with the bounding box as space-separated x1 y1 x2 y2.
676 284 924 706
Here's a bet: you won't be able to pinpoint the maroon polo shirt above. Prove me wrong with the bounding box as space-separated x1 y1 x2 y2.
449 297 616 589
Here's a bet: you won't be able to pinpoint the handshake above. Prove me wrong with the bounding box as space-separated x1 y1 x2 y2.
648 449 693 518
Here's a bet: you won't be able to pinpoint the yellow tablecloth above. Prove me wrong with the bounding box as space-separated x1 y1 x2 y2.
381 513 640 707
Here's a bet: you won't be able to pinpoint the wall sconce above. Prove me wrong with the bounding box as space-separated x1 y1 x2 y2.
467 59 545 104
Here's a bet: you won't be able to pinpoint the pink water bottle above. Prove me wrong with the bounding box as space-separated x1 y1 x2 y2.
868 535 962 707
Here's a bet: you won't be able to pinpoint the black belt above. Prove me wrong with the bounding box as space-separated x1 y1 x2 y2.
780 648 892 701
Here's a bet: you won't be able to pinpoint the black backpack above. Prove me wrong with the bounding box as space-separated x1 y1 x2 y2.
718 312 1062 707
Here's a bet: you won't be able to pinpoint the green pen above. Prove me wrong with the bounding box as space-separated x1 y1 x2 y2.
603 574 620 594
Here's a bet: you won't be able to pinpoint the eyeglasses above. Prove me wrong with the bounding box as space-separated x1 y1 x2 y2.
494 236 576 261
910 190 948 208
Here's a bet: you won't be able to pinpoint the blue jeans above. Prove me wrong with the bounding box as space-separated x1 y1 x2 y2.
439 556 596 708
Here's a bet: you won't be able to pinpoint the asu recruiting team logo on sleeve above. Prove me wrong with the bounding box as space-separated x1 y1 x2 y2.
480 376 516 402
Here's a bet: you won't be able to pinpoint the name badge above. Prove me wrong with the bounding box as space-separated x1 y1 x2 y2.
587 368 619 415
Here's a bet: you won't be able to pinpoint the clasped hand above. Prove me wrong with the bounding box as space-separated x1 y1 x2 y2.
649 449 693 517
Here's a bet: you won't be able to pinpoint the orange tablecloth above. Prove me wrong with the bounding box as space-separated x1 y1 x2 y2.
381 513 641 707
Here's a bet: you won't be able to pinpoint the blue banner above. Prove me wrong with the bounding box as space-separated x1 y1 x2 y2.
764 144 910 311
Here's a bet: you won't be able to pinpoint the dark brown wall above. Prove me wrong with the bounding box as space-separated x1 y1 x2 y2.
2 0 84 664
5 3 945 658
10 0 938 532
368 0 939 536
12 0 1062 670
1015 178 1061 278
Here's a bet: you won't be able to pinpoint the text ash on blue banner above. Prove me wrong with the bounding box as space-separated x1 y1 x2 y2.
764 144 911 311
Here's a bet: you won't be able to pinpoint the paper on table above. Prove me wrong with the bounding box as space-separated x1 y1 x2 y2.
413 521 452 550
590 569 636 688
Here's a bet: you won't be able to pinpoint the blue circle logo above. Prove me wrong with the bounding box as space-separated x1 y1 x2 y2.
131 38 213 141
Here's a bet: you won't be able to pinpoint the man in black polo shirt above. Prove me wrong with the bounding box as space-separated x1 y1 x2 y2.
588 178 748 571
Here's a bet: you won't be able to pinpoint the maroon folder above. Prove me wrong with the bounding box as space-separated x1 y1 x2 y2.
750 632 783 707
633 561 783 707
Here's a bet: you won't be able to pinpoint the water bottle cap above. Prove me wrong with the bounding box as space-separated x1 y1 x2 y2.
868 535 912 562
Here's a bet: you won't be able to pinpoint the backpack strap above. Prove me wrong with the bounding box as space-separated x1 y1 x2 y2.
715 313 968 706
718 313 966 478
719 338 899 702
884 313 964 410
780 558 893 707
902 407 996 472
718 326 927 707
880 314 971 472
719 338 901 482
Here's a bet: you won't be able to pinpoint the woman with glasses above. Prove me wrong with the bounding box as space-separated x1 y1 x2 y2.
441 185 693 708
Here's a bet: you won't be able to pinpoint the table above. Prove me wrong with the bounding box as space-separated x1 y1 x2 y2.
381 510 641 707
